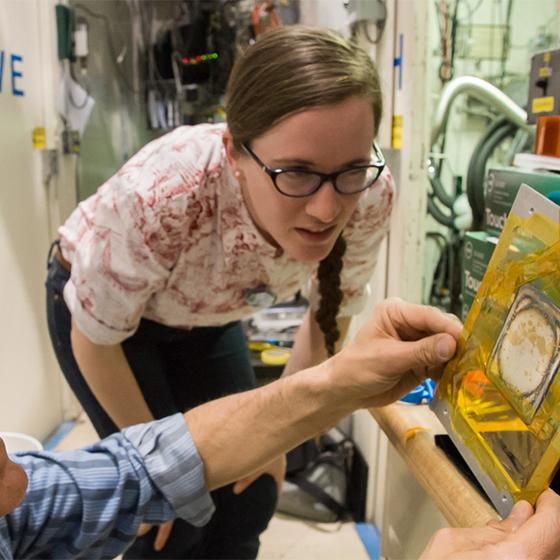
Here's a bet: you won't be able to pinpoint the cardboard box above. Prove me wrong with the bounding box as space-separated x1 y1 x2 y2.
461 231 497 320
484 167 560 235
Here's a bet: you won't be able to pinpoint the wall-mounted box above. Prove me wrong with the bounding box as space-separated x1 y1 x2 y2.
461 231 497 321
484 167 560 235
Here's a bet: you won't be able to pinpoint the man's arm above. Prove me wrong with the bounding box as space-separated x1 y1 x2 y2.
8 299 560 559
187 363 338 490
232 310 350 493
6 415 213 559
187 298 461 490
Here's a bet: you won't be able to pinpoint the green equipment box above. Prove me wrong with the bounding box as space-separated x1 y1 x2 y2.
484 167 560 235
461 231 497 321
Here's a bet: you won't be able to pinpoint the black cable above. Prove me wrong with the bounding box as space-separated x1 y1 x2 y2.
448 0 459 81
428 170 456 209
427 194 455 229
465 116 508 221
428 231 453 309
446 231 464 317
428 230 463 315
432 240 449 301
427 232 449 301
466 117 518 229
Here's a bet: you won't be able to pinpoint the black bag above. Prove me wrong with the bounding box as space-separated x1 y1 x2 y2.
279 430 368 522
285 438 321 473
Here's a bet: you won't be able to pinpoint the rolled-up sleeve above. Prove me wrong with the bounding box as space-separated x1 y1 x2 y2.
6 414 214 559
123 413 215 527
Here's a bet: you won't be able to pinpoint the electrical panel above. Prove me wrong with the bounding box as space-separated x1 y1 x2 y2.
527 49 560 124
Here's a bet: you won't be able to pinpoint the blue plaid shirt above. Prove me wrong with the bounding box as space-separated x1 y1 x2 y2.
0 414 215 559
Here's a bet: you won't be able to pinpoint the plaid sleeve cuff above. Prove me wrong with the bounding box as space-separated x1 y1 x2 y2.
122 414 215 527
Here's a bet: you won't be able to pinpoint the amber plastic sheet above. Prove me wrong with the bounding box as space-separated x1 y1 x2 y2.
434 185 560 512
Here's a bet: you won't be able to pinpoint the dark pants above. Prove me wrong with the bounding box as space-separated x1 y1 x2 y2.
45 255 277 559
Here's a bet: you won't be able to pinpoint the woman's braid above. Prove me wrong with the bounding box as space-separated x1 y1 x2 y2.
315 235 347 357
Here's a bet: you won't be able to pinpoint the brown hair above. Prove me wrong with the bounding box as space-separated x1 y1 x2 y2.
225 25 383 356
226 26 382 148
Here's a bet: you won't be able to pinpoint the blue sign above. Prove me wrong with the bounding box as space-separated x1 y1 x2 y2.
393 33 404 91
0 51 25 97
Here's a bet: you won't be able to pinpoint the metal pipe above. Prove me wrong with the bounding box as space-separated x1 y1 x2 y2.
430 76 529 147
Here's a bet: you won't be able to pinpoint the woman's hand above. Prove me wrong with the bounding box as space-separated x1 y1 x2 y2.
134 456 288 552
331 297 462 408
137 520 174 552
233 454 287 495
420 489 560 559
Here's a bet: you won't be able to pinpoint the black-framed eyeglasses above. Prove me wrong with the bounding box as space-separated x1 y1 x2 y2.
242 142 385 198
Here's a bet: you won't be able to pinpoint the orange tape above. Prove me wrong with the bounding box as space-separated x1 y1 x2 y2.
405 427 427 442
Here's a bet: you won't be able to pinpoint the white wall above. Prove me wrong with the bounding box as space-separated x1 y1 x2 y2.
0 0 67 439
299 0 351 36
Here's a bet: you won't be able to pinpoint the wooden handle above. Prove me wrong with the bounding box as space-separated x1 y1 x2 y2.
370 404 500 528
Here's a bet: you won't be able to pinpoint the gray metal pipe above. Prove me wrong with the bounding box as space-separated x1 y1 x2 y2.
430 76 529 147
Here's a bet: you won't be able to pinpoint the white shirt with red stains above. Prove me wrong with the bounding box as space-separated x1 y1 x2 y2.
59 123 394 345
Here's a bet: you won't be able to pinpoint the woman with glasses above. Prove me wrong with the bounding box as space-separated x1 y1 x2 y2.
45 25 393 559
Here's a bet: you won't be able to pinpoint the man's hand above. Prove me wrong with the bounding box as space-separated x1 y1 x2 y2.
331 297 462 408
420 489 560 559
